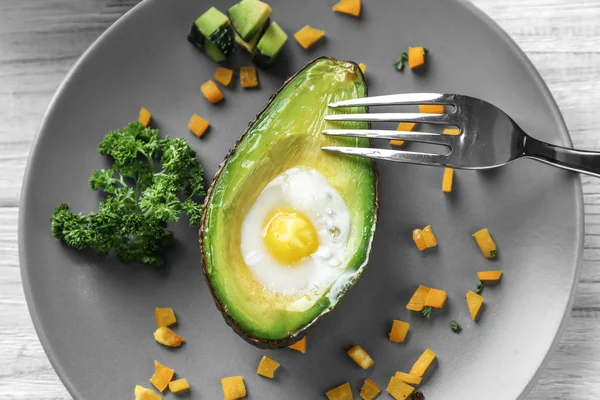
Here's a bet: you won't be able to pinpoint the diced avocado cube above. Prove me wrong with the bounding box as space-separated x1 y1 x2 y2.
235 32 259 53
252 21 288 67
228 0 272 41
196 7 230 38
234 17 270 53
188 7 235 61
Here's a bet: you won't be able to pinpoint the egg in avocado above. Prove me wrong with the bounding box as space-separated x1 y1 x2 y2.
200 57 378 348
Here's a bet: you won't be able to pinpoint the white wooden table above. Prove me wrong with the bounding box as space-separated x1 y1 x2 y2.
1 0 599 398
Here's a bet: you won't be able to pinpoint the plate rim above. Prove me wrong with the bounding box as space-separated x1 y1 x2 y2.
17 0 584 399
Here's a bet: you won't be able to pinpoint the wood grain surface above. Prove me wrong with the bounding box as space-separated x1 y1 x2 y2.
1 0 599 398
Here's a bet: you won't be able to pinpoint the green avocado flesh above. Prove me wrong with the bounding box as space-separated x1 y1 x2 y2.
201 58 377 345
252 21 288 67
235 30 262 53
228 0 272 41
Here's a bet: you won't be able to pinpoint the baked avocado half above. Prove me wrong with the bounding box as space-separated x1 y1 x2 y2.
200 57 378 349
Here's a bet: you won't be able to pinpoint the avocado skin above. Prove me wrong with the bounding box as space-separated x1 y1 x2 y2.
199 57 378 349
209 26 235 57
187 23 205 50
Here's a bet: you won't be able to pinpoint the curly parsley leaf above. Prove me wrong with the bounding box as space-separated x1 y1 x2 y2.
393 53 409 71
450 320 462 334
421 306 432 319
51 122 205 265
475 280 484 294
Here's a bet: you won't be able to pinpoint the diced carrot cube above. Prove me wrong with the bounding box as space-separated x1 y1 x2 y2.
294 25 325 49
149 360 174 392
419 104 444 113
410 348 436 377
472 228 497 258
442 168 454 193
168 378 190 394
256 355 280 378
200 80 224 103
288 336 306 353
187 114 210 137
134 385 162 400
138 107 152 127
443 128 460 135
398 122 416 131
153 327 184 347
221 376 246 400
391 122 416 147
346 345 374 369
214 67 234 87
466 290 484 321
332 0 361 17
408 46 426 69
326 382 353 400
412 229 427 251
478 271 503 281
394 371 422 385
406 285 430 312
240 66 259 88
360 378 382 400
386 375 414 400
154 307 176 328
389 319 410 343
421 225 437 248
424 288 447 309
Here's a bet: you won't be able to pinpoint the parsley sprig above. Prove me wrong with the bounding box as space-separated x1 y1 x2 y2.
475 280 484 294
393 53 409 71
393 48 429 71
51 122 206 265
421 306 432 319
450 320 462 334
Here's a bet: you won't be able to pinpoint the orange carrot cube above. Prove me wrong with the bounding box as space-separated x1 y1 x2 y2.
214 67 234 87
408 46 426 69
256 355 280 378
221 376 246 400
442 168 454 193
477 271 503 281
187 114 210 137
138 107 152 127
389 320 410 343
406 285 430 312
294 26 325 49
288 336 306 353
240 66 259 88
201 80 224 103
326 382 353 400
424 288 447 309
346 345 374 369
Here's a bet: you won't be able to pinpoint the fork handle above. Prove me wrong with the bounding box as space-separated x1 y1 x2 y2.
524 136 600 177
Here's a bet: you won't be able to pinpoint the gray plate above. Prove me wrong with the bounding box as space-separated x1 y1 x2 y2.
19 0 583 399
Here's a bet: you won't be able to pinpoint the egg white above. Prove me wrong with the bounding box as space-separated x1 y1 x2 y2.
240 167 351 294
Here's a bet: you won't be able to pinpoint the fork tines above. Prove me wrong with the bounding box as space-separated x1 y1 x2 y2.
322 93 460 165
328 92 454 108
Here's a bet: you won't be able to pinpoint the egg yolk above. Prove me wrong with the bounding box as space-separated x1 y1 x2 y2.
262 208 319 265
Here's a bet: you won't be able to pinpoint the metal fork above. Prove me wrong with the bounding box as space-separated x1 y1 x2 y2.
322 93 600 177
